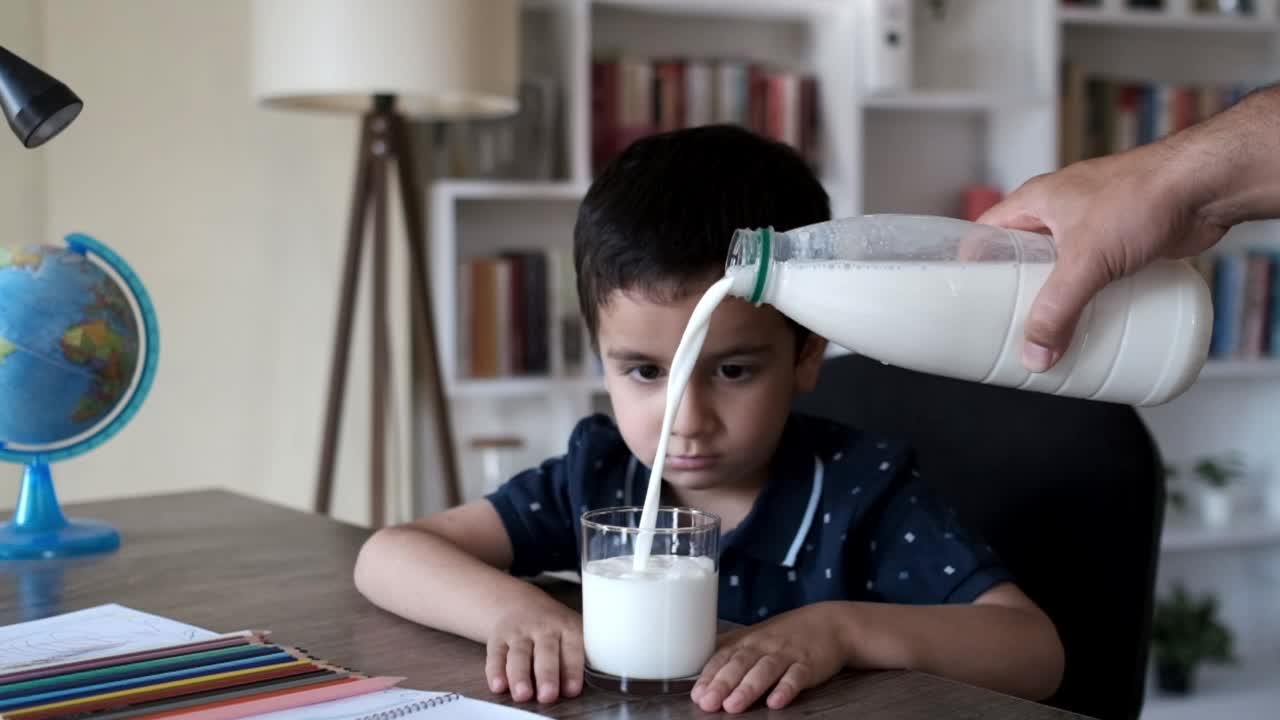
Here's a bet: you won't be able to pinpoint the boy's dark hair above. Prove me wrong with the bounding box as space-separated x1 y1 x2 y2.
574 125 831 344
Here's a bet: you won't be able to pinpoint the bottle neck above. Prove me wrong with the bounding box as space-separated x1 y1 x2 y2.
725 226 774 304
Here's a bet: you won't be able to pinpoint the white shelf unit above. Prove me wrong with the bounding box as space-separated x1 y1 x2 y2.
428 0 1063 504
1060 4 1279 32
1162 512 1280 552
1198 358 1280 380
1051 5 1280 718
422 1 1280 713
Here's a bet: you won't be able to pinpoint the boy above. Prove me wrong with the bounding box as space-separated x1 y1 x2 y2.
354 126 1064 714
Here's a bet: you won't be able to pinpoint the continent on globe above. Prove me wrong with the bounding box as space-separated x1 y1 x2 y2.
0 246 43 271
61 319 132 423
0 243 141 446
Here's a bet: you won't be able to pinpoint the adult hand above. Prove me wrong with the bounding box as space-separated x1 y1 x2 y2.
977 145 1228 372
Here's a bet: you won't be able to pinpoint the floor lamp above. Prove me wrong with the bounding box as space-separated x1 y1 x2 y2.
251 0 520 526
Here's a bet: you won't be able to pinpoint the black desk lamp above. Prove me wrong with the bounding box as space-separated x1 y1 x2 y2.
0 45 81 148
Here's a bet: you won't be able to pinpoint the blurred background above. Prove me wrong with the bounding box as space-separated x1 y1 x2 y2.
3 1 1280 717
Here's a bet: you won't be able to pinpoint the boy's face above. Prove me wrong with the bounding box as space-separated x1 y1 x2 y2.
596 280 827 493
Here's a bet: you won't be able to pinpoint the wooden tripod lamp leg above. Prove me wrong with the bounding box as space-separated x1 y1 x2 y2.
369 129 390 529
315 117 375 516
389 114 462 508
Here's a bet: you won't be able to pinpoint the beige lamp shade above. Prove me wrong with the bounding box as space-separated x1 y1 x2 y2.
251 0 520 118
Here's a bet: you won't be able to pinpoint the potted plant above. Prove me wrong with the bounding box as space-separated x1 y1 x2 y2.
1150 584 1235 695
1191 452 1244 528
1164 463 1190 516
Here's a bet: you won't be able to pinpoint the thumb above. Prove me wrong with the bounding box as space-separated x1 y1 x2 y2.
1022 255 1113 373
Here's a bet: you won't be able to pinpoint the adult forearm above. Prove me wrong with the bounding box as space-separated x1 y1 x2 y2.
353 526 559 644
1168 84 1280 228
833 601 1064 701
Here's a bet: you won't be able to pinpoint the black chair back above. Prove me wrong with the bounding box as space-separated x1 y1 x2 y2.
794 353 1165 720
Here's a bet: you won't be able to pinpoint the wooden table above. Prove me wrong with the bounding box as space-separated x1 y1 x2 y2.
0 490 1085 719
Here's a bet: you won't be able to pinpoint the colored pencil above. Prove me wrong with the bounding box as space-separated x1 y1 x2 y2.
65 670 347 720
0 650 299 711
0 634 268 686
125 675 404 720
0 661 315 719
0 646 281 701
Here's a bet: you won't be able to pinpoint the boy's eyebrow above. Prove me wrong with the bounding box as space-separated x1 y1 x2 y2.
604 344 770 363
605 349 660 363
706 343 771 360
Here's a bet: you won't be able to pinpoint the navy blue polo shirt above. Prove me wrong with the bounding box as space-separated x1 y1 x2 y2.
486 413 1012 627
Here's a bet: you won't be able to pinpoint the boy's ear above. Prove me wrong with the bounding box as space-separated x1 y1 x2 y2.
794 333 827 392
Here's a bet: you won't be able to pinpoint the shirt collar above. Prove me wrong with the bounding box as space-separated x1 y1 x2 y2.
724 417 822 567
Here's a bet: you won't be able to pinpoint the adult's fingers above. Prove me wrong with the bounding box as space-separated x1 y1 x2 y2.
1023 251 1114 372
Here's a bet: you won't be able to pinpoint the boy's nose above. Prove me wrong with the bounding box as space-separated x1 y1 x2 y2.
670 380 718 439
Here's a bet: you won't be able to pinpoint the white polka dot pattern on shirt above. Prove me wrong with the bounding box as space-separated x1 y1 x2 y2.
823 512 831 524
875 441 887 449
944 532 953 539
729 575 740 587
851 486 862 495
944 565 956 575
529 502 542 512
615 489 624 499
909 495 917 504
758 607 768 617
787 570 797 582
898 570 910 580
911 469 920 478
832 451 844 461
866 580 874 590
825 568 832 579
879 461 891 471
870 540 877 551
805 543 814 553
840 533 847 543
904 532 916 543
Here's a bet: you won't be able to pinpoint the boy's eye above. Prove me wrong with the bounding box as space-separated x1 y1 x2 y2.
717 363 753 381
627 364 663 382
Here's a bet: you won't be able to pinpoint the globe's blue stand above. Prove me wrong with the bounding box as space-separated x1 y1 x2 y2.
0 460 119 559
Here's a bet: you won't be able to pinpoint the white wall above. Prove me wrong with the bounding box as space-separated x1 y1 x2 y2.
1 0 412 527
0 1 44 260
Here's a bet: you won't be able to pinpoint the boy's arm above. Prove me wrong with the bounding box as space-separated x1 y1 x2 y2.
839 582 1062 696
693 582 1063 714
354 500 526 642
353 500 584 703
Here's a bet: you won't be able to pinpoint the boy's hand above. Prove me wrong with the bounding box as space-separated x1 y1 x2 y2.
691 602 849 714
485 596 585 704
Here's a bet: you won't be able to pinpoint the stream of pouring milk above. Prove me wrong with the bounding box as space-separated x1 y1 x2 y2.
632 276 736 571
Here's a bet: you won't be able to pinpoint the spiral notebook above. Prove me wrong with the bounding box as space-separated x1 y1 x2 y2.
246 688 546 719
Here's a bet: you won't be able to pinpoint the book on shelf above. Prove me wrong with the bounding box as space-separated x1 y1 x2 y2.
460 247 597 382
1195 250 1280 361
460 251 550 379
425 74 561 181
1059 62 1250 167
592 56 820 175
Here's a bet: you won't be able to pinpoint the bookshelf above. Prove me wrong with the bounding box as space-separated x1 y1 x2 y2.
424 3 1280 714
1162 512 1280 552
1060 5 1279 31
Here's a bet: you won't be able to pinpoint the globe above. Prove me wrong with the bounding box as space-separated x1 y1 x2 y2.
0 233 158 559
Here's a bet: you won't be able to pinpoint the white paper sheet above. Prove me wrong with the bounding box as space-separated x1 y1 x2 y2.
0 603 216 673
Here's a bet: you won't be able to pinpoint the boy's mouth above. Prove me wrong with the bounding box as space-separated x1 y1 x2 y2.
665 454 719 471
